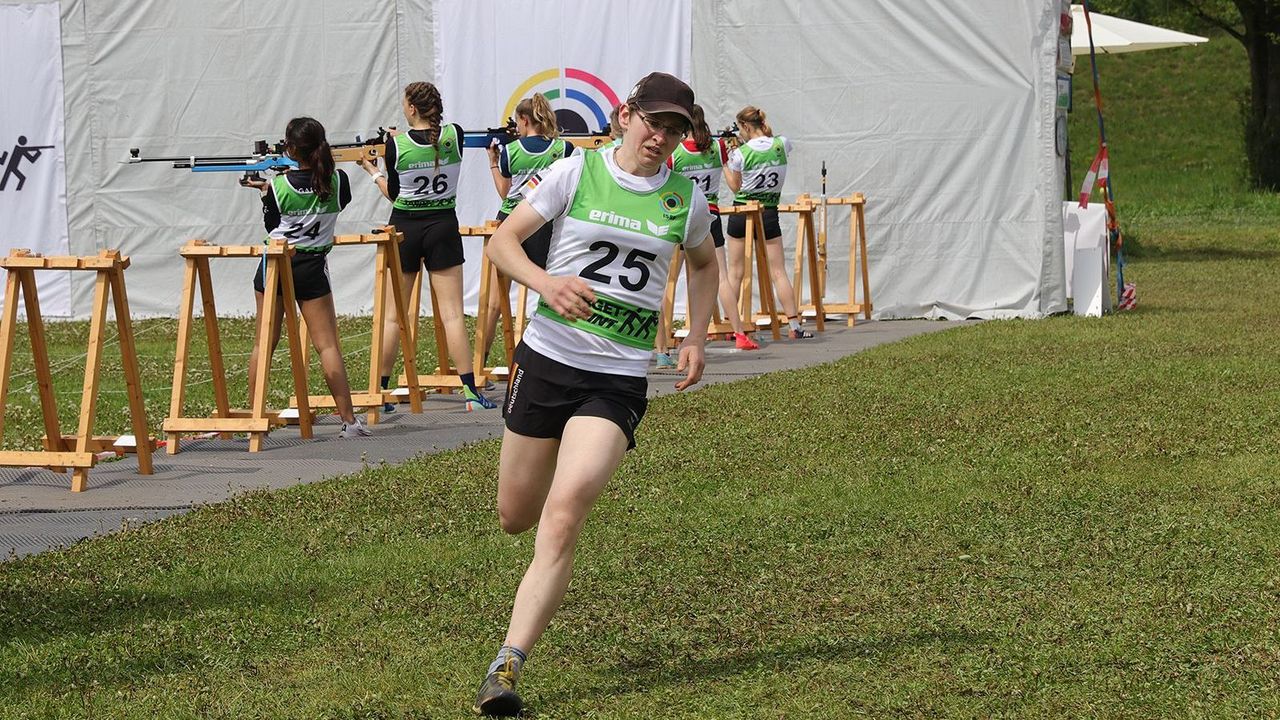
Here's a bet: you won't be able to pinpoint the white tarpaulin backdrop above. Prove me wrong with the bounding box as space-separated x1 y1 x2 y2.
434 0 691 313
0 2 71 316
0 0 1065 320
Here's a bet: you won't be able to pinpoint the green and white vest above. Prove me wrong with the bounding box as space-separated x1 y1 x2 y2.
502 136 570 214
671 141 723 208
392 124 462 211
267 171 341 252
733 136 788 207
533 150 694 359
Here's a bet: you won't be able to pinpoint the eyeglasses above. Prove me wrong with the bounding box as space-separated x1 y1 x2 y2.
635 110 688 140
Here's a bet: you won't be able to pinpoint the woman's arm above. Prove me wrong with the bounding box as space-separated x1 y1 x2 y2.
487 140 511 199
674 235 717 390
486 203 595 321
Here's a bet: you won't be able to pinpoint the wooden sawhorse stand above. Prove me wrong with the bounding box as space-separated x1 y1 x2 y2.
657 248 739 349
0 249 154 492
721 201 782 340
401 228 497 393
802 193 872 325
293 227 425 422
165 240 312 454
470 221 527 381
778 194 826 333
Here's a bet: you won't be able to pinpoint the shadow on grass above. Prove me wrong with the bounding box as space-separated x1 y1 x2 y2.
0 577 342 698
527 628 983 716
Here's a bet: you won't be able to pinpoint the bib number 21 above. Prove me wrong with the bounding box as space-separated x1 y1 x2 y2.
580 241 658 292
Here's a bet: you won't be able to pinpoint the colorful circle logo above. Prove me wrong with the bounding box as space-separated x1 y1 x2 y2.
504 68 621 134
660 191 685 212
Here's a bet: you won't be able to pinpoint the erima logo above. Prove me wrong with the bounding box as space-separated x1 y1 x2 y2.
646 220 670 236
586 209 668 236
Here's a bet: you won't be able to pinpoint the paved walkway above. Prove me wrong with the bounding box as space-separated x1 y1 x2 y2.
0 320 960 559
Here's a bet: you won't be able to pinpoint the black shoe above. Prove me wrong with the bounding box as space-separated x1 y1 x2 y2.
382 401 397 413
473 660 522 716
788 327 814 339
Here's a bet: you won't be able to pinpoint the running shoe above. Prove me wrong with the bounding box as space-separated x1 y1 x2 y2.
464 385 498 411
788 327 815 340
473 658 522 716
655 352 677 369
382 401 397 413
339 416 373 438
734 332 760 350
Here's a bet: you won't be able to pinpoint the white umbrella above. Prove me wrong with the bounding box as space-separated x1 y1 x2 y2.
1071 4 1208 55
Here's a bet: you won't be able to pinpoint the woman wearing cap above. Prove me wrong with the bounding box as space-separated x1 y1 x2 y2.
471 72 719 717
724 105 813 339
478 92 576 363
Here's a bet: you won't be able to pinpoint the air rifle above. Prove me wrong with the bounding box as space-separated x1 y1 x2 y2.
461 118 614 150
124 128 395 184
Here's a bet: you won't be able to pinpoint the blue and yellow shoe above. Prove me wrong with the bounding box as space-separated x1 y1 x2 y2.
473 658 522 716
464 385 498 411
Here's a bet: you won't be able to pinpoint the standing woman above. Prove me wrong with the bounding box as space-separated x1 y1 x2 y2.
244 117 371 438
665 103 759 354
478 92 576 361
723 105 813 339
359 81 497 410
473 73 720 716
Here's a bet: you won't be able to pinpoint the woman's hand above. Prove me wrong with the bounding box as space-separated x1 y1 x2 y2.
537 275 596 321
486 139 501 167
358 158 379 176
240 175 268 191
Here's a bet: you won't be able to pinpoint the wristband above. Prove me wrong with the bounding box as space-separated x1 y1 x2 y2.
490 164 499 169
370 172 385 183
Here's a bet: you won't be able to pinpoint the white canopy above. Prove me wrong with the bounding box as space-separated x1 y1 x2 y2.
1071 5 1208 55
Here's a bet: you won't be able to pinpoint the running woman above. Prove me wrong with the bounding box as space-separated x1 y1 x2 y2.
244 117 371 438
472 72 719 716
723 105 813 339
359 81 496 410
662 103 760 360
479 92 576 362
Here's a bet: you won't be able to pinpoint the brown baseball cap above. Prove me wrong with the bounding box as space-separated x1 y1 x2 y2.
626 72 696 130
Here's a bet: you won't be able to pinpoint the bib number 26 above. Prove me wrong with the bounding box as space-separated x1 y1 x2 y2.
580 241 658 292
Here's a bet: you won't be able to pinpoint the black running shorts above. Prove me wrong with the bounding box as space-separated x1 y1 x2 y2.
503 343 648 450
725 203 782 240
709 212 725 248
496 210 555 270
253 250 331 301
391 208 464 273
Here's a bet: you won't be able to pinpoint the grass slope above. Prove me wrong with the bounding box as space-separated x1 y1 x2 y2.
1 33 1279 719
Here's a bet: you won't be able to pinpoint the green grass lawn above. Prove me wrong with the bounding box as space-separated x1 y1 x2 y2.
3 32 1280 719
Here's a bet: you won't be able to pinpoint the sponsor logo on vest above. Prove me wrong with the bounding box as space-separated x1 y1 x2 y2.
588 208 643 232
645 220 670 236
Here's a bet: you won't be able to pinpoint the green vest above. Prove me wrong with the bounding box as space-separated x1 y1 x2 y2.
267 171 341 252
670 142 723 207
501 137 570 214
733 136 788 207
536 150 694 349
392 124 462 211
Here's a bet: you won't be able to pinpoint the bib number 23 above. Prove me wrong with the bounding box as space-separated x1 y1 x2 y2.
580 240 658 292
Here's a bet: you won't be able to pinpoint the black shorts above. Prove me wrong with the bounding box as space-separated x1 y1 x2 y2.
496 210 554 269
709 212 725 248
253 250 331 301
504 343 648 450
725 203 782 240
391 208 464 273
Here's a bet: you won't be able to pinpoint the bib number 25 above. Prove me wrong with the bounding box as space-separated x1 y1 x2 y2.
580 241 658 292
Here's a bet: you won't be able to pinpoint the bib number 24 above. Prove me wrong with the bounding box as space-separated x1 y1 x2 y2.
580 240 658 292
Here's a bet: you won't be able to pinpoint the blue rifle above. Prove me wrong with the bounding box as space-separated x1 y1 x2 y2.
125 130 393 185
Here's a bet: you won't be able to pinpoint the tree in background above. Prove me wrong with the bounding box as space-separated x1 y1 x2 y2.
1089 0 1279 190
